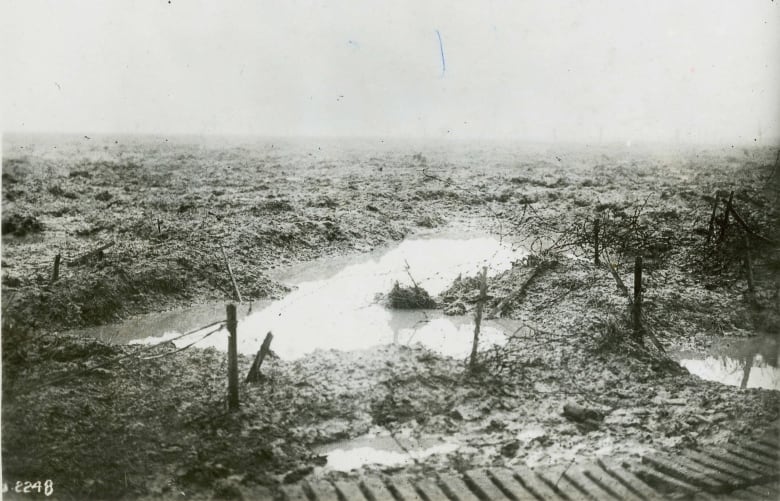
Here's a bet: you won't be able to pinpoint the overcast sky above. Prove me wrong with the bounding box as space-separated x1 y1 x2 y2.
2 1 779 143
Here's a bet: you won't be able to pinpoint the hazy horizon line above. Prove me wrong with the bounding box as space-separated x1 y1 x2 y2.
3 130 779 149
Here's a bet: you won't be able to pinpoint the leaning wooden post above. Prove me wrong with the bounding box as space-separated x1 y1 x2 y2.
51 253 61 283
706 193 720 245
743 233 756 305
246 332 273 383
469 267 488 371
717 191 734 244
226 303 239 411
632 256 643 340
593 218 601 266
220 244 243 303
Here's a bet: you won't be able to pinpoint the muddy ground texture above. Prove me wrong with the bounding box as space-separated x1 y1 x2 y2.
2 136 780 500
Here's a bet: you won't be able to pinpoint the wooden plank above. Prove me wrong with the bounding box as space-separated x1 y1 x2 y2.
415 478 450 501
727 488 765 501
746 440 780 459
387 478 424 501
690 492 719 501
628 462 701 497
488 468 539 500
537 467 591 501
641 453 726 492
564 466 620 500
577 464 643 501
360 477 397 501
597 459 662 501
683 449 763 484
334 480 368 501
718 443 779 471
512 465 564 500
756 437 780 451
306 480 340 501
282 483 311 501
748 482 780 495
701 446 777 478
742 441 780 459
668 453 750 489
438 473 481 501
746 483 780 499
463 470 510 501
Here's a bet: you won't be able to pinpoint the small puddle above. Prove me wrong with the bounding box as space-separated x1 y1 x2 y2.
670 335 780 390
73 234 526 360
314 434 460 472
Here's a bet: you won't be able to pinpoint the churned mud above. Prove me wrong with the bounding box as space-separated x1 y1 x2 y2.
2 135 779 499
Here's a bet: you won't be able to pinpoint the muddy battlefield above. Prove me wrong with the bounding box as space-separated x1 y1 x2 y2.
3 2 780 499
2 135 779 500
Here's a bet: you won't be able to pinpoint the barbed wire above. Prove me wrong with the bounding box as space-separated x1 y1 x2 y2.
9 320 226 396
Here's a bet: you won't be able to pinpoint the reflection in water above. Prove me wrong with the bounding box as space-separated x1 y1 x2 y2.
673 335 780 391
72 302 255 345
69 236 525 360
314 434 459 472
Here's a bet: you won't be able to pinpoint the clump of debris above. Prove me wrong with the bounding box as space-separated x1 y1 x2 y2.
385 281 437 309
1 213 43 237
439 255 557 318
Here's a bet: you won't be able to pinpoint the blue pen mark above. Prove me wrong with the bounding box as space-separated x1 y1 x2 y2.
435 30 446 77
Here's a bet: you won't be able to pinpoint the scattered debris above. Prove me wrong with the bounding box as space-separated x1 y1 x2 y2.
386 282 437 309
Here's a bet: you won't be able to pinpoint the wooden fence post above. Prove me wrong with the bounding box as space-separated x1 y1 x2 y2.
706 193 720 244
743 234 756 305
51 253 61 283
469 267 488 371
593 218 601 266
246 332 273 383
717 191 734 243
632 256 643 340
226 303 239 411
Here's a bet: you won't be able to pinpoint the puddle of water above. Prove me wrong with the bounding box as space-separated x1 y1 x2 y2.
72 302 257 345
72 235 526 360
314 434 459 472
671 335 780 391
